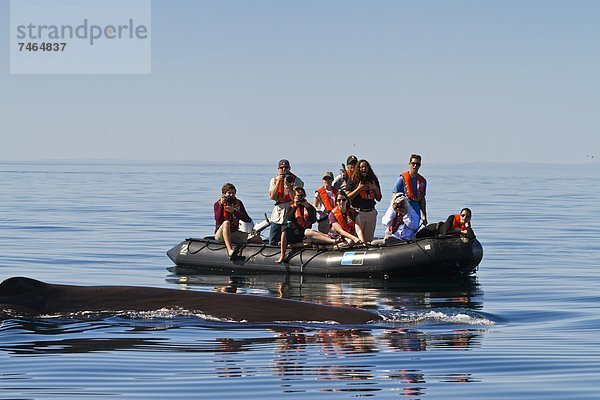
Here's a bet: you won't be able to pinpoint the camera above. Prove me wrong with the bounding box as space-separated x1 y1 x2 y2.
284 173 294 184
225 196 235 206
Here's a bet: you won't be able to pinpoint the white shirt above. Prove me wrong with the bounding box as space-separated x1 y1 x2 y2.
268 175 304 224
381 205 420 241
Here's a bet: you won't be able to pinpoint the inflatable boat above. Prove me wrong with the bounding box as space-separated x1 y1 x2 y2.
166 236 483 277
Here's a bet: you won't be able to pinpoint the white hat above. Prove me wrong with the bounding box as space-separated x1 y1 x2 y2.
392 193 407 206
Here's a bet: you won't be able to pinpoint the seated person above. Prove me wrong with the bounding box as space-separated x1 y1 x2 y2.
372 194 419 245
214 183 262 259
275 187 317 264
440 207 476 239
305 190 366 247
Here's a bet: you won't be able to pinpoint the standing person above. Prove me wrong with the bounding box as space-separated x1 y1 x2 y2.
373 193 420 245
440 207 476 239
313 171 337 233
268 159 304 245
275 187 317 264
305 190 366 247
392 154 428 227
214 183 262 259
345 159 382 242
333 155 358 191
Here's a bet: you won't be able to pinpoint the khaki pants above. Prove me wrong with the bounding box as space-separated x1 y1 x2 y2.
215 225 248 244
357 209 377 242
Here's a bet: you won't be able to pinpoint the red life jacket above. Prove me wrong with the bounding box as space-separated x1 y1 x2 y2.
331 206 356 235
401 171 425 201
389 211 406 234
452 214 467 232
294 205 312 229
359 184 376 200
316 186 337 212
222 199 242 231
276 173 296 203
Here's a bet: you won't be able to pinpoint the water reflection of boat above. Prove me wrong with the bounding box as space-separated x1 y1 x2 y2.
167 237 483 277
165 269 483 310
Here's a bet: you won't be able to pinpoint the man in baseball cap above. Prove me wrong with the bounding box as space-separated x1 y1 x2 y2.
268 159 304 245
333 155 359 191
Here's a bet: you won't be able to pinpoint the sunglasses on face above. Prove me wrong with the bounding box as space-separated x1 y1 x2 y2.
411 162 421 167
336 198 346 203
460 214 470 219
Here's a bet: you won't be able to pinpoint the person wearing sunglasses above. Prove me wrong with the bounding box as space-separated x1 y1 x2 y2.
305 190 366 247
275 186 317 264
268 159 304 245
392 154 427 227
333 155 359 191
440 207 476 239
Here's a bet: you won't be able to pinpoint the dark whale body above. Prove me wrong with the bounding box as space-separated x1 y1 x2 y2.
0 277 380 324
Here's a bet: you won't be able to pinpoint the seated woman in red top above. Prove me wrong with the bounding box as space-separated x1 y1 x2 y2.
304 190 366 248
214 183 262 259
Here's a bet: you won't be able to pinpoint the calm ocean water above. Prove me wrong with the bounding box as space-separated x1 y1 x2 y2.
1 161 599 399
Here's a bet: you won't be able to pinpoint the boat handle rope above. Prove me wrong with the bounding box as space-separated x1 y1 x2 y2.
299 248 328 273
185 239 210 254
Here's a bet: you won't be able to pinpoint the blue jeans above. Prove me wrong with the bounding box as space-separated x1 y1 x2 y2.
268 223 284 245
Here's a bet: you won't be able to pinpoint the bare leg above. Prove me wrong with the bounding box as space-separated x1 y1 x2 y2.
304 229 336 245
221 221 235 257
275 230 288 264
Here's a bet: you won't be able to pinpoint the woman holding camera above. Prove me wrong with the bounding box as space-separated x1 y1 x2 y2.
275 187 317 264
214 183 262 259
345 159 382 242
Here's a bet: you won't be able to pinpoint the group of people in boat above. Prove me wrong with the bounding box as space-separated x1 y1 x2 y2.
214 154 475 261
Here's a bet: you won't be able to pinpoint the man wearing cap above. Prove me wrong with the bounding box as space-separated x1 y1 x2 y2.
268 159 304 245
392 154 428 226
313 171 337 233
333 155 358 191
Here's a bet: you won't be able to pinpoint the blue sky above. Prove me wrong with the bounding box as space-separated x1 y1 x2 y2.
1 0 599 163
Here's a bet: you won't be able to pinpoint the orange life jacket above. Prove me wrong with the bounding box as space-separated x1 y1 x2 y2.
276 173 296 203
452 214 467 232
316 186 337 212
331 206 356 235
222 199 242 231
294 205 312 229
401 171 425 201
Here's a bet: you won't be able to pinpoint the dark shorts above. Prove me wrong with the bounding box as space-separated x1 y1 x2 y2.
285 226 306 244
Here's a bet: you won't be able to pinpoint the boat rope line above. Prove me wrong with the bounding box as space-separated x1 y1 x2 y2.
240 244 267 259
298 248 328 273
186 240 209 254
